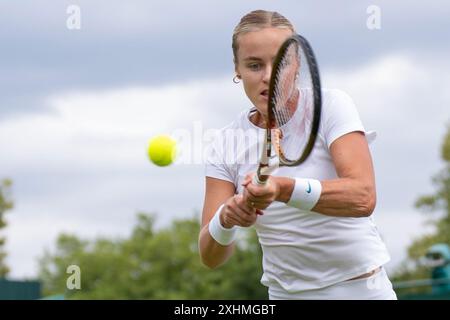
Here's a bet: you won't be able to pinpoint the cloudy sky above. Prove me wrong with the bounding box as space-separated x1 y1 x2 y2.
1 1 449 279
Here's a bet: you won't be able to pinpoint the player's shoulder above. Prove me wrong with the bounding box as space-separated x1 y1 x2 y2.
216 108 252 133
320 88 358 118
208 108 252 148
317 88 361 135
321 88 355 106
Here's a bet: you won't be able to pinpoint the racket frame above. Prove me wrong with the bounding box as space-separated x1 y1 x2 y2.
254 34 322 185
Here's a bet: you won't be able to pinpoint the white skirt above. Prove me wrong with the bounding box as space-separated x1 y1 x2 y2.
268 267 398 300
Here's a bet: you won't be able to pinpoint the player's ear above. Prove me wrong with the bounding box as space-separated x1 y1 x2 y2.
234 57 241 72
234 61 242 82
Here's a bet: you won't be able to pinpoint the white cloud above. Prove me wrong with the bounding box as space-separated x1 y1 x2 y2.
0 77 247 171
324 53 448 133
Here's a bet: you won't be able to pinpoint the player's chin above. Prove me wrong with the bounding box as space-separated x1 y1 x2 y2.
254 99 268 114
259 93 269 104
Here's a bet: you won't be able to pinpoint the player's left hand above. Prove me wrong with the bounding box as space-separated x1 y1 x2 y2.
242 173 280 210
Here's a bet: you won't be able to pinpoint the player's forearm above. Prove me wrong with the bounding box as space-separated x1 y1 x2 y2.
313 178 376 217
198 225 235 269
275 176 376 217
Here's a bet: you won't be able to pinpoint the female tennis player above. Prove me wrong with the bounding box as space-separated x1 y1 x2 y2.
198 9 397 300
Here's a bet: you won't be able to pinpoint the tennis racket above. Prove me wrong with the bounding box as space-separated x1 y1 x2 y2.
253 34 322 185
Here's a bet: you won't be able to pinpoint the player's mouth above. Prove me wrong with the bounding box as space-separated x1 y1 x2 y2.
260 89 269 100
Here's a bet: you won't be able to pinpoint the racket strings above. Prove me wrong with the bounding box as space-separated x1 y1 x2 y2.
272 44 298 128
270 38 317 164
261 34 321 171
272 82 291 127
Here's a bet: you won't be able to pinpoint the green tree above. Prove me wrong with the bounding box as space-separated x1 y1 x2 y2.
0 179 13 278
38 213 267 299
408 126 450 256
392 126 450 293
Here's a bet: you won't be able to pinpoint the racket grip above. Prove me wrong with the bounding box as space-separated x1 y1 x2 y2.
253 157 279 185
252 173 267 186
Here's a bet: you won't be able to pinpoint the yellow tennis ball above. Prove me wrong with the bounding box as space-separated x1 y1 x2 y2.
147 135 177 167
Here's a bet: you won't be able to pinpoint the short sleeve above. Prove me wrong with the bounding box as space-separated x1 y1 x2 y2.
322 89 371 149
204 131 235 184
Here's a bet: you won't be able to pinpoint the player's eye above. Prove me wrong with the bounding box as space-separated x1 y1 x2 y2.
247 63 262 71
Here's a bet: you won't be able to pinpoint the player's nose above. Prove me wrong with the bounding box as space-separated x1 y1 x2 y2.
262 65 272 83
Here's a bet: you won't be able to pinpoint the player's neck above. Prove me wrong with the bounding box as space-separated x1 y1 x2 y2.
249 111 266 128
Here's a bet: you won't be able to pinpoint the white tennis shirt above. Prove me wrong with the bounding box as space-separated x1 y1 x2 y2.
205 88 390 293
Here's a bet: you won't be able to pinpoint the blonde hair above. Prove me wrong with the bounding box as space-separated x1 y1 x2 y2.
232 10 295 64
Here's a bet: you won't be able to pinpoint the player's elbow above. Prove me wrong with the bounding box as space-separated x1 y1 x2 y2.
201 259 220 270
200 252 224 269
358 185 376 217
361 196 376 217
198 238 228 269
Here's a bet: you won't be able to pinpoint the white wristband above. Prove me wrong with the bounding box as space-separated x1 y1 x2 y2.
287 178 322 211
208 204 237 246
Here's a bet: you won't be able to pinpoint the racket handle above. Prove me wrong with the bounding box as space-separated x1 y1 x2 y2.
252 173 267 186
253 157 280 185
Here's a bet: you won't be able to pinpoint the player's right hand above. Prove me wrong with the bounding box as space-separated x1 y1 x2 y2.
219 195 262 229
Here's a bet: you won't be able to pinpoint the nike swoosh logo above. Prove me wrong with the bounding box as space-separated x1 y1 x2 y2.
306 181 312 194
